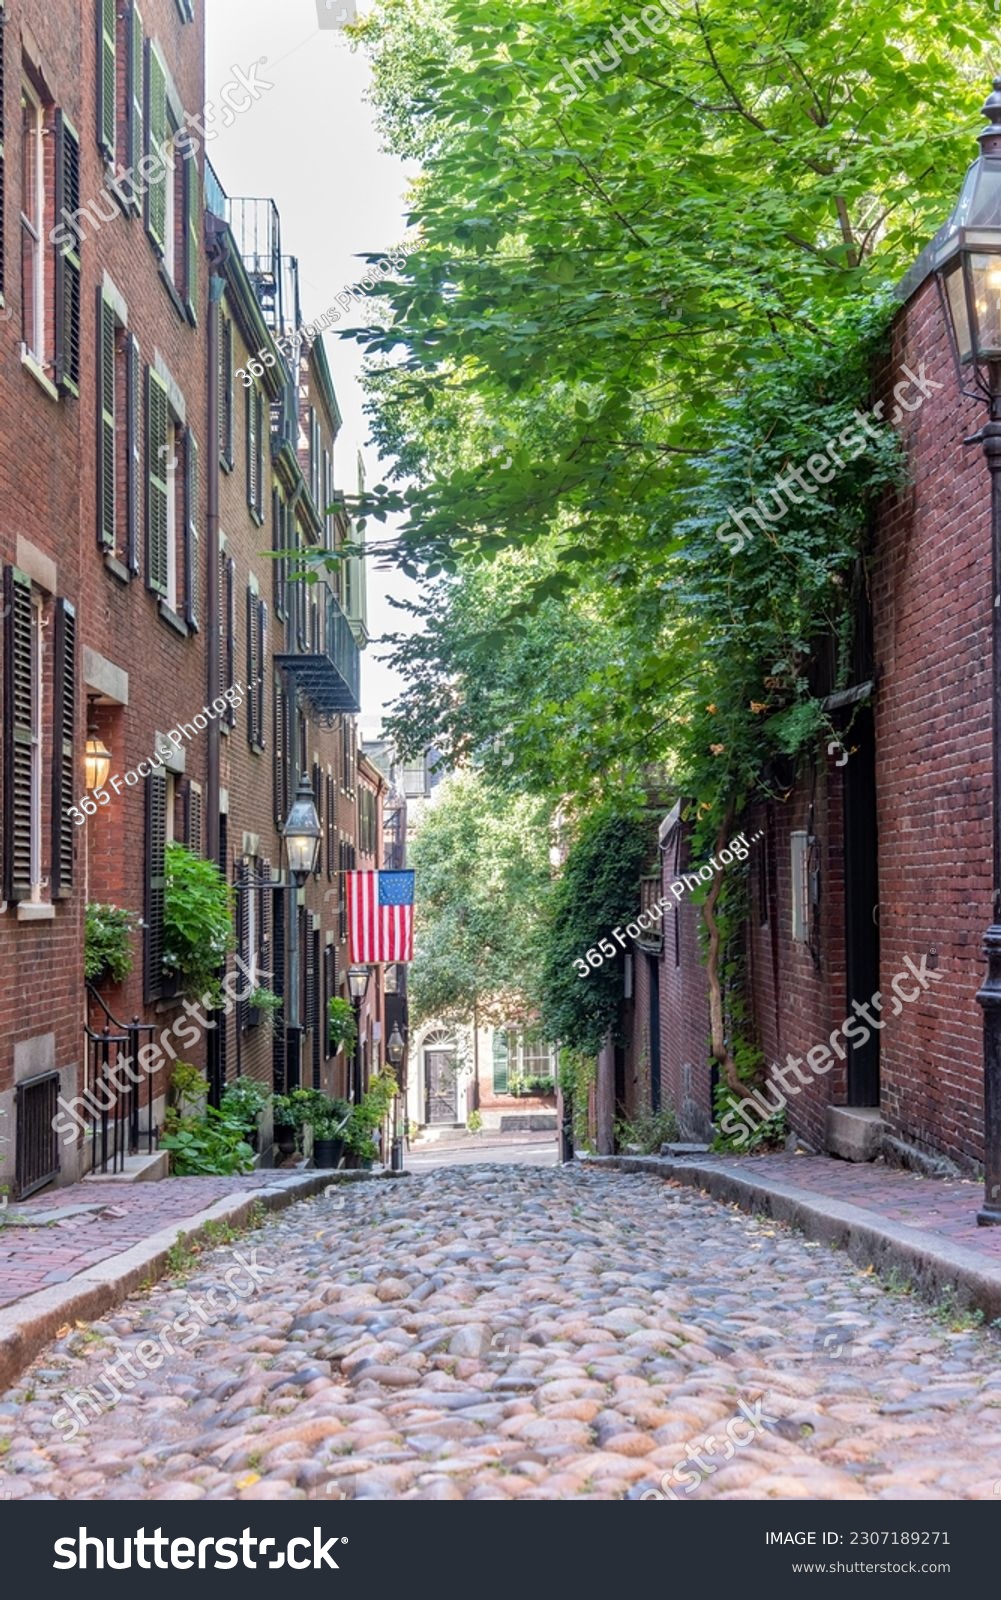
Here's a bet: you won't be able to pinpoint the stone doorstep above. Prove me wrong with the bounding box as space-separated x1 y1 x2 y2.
0 1170 405 1394
579 1153 1001 1321
82 1151 171 1184
826 1105 884 1163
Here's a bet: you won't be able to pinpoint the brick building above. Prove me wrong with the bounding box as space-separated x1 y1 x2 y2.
0 1 378 1199
614 200 992 1178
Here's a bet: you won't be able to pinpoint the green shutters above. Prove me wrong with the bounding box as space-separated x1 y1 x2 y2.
492 1030 510 1094
184 429 199 627
97 290 116 550
54 113 82 395
128 3 144 209
50 599 77 898
145 366 169 596
98 0 116 161
144 770 167 1000
125 332 141 573
272 487 287 618
184 153 199 322
145 41 166 253
2 567 34 902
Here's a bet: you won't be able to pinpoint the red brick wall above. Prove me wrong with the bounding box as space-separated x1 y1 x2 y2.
653 273 990 1170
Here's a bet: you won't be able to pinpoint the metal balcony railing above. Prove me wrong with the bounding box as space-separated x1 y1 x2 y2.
276 590 361 718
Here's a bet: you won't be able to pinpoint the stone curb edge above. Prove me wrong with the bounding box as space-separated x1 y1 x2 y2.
0 1168 406 1393
580 1153 1001 1320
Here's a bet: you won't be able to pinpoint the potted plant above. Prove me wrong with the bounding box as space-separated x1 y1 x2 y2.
84 903 138 986
273 1094 297 1156
327 995 358 1054
312 1109 349 1169
245 986 282 1035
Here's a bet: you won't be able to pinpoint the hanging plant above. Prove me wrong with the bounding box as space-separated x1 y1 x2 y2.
163 843 236 1006
84 903 138 984
327 995 359 1053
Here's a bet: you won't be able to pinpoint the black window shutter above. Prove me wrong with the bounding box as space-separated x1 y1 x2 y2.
3 567 34 902
311 928 322 1088
97 290 116 550
224 556 236 721
246 587 258 748
184 429 199 628
98 0 116 161
144 770 167 1000
259 856 271 978
271 893 286 1093
237 859 251 1026
272 487 286 618
256 389 265 518
54 113 82 395
184 779 202 854
50 598 77 899
145 40 167 253
273 676 285 829
323 944 335 1060
125 332 141 573
326 771 334 880
246 385 257 514
257 601 267 749
145 366 169 595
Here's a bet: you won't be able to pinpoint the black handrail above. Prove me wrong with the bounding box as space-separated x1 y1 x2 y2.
83 987 159 1174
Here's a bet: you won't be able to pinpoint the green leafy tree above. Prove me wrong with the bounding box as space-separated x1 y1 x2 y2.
408 771 553 1028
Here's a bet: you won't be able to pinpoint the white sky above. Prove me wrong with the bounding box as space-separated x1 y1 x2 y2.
206 0 417 738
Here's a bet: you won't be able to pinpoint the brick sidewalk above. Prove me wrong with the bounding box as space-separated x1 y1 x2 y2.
694 1150 1001 1260
0 1172 309 1310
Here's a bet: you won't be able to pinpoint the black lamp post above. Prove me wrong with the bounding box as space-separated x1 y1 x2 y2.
935 78 1001 1224
283 775 323 1093
347 963 370 1104
387 1023 405 1172
228 773 321 1099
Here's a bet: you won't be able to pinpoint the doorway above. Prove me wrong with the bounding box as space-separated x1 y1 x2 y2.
425 1049 458 1123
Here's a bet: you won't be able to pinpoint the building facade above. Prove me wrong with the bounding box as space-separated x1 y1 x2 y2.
0 2 380 1199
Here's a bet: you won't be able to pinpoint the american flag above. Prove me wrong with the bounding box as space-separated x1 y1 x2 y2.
346 870 415 964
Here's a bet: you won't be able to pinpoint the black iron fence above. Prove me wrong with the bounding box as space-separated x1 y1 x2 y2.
84 987 159 1176
15 1071 61 1198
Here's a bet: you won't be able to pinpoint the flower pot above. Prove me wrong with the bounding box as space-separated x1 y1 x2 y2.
313 1136 344 1169
276 1127 296 1156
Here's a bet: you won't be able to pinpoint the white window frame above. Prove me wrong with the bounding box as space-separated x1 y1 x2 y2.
21 80 45 365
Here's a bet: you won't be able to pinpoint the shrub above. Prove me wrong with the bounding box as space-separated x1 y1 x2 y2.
84 902 138 984
466 1109 482 1134
162 1063 255 1176
163 842 236 1005
615 1107 679 1155
220 1078 271 1136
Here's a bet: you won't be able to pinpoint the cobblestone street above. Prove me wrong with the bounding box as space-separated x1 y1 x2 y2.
2 1163 1001 1502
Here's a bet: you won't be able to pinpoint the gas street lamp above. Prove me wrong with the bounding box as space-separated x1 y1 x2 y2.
936 77 1001 1224
347 964 370 1103
283 772 323 886
387 1023 406 1173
